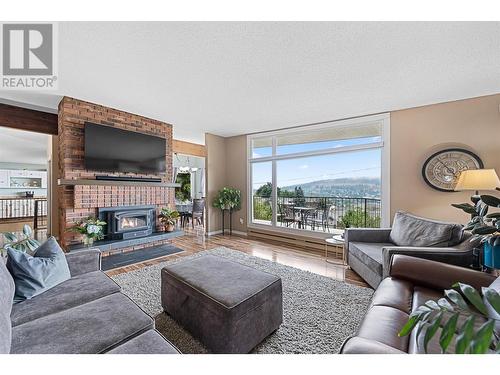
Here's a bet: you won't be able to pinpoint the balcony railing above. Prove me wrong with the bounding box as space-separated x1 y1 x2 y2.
0 197 48 230
252 195 381 232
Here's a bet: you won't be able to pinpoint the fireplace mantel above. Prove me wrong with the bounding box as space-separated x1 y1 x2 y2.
58 178 180 188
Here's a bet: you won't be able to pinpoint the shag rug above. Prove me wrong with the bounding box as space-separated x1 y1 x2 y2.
111 247 373 354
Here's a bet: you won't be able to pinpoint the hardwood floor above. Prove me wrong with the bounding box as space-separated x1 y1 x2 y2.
105 226 370 288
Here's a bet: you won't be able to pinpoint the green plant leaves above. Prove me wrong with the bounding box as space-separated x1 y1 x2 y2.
456 315 476 354
3 232 18 242
424 311 443 353
452 203 478 215
399 306 431 337
437 298 454 311
481 195 500 208
401 282 500 354
213 187 241 211
482 287 500 315
445 289 469 311
22 224 32 236
471 320 495 354
439 312 459 353
455 283 488 315
26 239 39 252
472 225 498 235
399 313 422 337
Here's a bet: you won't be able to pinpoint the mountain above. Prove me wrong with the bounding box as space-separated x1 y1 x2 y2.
281 177 380 198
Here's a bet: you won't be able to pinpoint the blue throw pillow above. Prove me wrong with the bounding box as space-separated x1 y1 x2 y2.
6 237 71 303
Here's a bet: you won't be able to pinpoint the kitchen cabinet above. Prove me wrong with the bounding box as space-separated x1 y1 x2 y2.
0 169 47 189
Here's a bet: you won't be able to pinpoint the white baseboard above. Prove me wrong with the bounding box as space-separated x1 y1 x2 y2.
206 229 248 237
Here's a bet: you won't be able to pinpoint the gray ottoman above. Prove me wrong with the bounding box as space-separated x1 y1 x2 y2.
161 255 283 353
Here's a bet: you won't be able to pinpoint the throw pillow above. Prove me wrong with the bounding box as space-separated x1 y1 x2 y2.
6 237 71 303
389 211 463 247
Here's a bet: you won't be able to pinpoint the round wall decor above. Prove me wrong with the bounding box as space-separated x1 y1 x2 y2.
422 148 484 192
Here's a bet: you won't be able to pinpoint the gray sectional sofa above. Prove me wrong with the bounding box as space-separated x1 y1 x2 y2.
0 248 179 354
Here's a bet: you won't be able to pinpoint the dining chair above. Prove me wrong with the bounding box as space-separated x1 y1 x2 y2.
191 198 205 228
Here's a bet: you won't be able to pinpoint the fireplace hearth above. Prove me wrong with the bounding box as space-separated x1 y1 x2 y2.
99 205 155 240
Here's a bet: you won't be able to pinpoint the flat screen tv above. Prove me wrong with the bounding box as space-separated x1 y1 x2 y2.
84 122 166 174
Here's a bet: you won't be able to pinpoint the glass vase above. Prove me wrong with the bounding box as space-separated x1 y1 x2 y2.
82 235 95 247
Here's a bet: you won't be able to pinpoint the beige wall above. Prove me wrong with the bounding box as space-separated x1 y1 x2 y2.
205 133 227 233
225 135 248 233
390 93 500 224
208 93 500 236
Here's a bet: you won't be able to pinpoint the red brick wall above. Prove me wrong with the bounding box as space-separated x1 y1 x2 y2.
58 97 174 249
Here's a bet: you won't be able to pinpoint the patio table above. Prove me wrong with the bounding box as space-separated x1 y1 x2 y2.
292 206 316 229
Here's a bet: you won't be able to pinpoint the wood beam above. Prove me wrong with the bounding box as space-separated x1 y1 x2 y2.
173 139 206 157
0 103 58 135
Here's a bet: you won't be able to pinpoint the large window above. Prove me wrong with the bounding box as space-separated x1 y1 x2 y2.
248 114 390 235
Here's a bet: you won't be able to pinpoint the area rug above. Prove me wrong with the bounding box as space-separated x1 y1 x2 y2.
110 247 373 354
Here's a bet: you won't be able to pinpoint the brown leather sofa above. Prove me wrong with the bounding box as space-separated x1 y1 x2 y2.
340 254 497 354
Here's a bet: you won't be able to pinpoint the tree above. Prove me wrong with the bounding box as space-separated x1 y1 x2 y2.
175 173 191 201
255 182 272 198
293 186 306 206
338 208 380 229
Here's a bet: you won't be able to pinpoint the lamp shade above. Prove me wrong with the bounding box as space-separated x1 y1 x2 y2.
454 169 500 191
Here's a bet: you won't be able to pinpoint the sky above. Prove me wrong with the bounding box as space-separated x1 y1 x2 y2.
251 137 382 190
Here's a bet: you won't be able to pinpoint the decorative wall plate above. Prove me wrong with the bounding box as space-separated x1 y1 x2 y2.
422 148 484 192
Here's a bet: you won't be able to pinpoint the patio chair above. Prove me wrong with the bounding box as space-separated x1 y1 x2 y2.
307 203 334 232
278 203 299 228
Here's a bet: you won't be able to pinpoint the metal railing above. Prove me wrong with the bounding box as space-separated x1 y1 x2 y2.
252 195 381 231
0 197 48 229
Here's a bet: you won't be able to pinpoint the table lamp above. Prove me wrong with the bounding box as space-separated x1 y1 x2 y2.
454 169 500 203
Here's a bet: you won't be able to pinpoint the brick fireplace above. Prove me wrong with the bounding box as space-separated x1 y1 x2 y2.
58 97 175 251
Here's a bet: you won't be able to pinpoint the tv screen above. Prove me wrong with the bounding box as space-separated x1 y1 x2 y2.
84 122 166 174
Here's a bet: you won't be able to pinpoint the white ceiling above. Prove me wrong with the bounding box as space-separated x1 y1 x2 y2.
0 127 49 165
1 22 500 144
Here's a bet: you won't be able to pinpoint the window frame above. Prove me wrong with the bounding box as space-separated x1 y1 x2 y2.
246 113 391 238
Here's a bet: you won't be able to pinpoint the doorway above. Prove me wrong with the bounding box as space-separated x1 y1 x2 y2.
173 153 206 232
0 126 51 244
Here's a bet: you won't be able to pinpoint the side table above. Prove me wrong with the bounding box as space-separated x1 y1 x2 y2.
325 234 345 265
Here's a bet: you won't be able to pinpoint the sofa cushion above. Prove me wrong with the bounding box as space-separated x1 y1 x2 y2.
349 242 392 276
7 237 71 303
11 270 120 326
106 329 180 354
0 259 15 354
389 211 463 247
370 277 413 314
10 292 153 354
356 305 410 352
341 337 406 354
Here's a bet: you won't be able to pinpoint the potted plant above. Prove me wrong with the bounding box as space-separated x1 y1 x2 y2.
399 282 500 353
159 207 180 232
213 187 241 235
1 224 40 257
69 217 106 247
452 193 500 268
